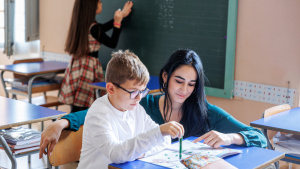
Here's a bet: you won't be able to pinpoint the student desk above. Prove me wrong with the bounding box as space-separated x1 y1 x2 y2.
0 96 67 169
250 107 300 135
109 136 284 169
89 75 161 97
251 107 300 163
0 61 68 103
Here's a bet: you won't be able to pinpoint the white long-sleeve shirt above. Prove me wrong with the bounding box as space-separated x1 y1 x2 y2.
77 94 171 169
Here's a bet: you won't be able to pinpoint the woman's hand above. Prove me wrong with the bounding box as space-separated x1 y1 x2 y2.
122 1 133 18
39 119 69 159
192 130 245 148
159 121 184 139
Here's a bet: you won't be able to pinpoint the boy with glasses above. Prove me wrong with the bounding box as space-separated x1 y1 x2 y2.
76 50 184 169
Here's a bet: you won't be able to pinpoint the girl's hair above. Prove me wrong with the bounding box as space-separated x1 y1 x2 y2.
65 0 99 58
159 49 210 137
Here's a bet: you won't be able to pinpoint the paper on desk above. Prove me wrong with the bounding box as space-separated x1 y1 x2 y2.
139 150 189 169
168 140 242 158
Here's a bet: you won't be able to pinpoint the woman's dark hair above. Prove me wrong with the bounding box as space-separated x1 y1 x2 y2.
159 49 210 138
65 0 99 58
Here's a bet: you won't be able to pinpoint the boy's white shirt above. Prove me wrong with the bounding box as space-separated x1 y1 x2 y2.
77 94 171 169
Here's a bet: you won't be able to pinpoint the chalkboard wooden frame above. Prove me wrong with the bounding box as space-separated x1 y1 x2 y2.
205 0 238 99
97 0 238 99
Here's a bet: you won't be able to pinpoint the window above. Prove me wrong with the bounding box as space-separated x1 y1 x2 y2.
3 0 39 57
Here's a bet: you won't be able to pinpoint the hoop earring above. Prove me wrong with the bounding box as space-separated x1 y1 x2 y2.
163 83 166 89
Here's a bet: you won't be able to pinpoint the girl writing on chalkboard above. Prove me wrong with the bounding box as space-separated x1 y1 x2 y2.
58 0 133 112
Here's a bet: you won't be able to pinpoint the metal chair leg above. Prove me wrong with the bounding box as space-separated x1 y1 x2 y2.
47 155 52 169
41 121 44 131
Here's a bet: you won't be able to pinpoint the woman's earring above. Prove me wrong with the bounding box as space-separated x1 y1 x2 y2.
163 83 166 89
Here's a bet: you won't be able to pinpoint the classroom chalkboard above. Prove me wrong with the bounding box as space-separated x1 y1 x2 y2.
96 0 238 99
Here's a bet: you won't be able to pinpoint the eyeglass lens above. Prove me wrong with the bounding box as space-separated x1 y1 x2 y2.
130 89 150 99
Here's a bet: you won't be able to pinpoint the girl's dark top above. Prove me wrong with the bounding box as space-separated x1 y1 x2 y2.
89 19 121 58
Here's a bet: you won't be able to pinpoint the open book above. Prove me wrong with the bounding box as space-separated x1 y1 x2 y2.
139 140 242 169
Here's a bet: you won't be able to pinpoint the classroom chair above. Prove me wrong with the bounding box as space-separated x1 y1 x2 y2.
48 125 83 169
262 104 300 169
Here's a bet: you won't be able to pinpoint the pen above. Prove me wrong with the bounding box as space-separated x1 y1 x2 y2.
179 136 182 159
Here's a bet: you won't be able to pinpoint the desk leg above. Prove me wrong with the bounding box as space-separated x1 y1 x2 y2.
0 135 17 169
0 71 9 98
96 89 100 98
27 73 59 103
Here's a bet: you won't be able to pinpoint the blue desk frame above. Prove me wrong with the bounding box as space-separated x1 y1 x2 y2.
109 136 284 169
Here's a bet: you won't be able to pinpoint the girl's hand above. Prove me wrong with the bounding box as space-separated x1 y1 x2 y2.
159 121 184 139
114 9 123 26
192 130 244 148
122 1 133 18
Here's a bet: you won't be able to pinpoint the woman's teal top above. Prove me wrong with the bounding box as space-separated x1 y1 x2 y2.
62 95 267 148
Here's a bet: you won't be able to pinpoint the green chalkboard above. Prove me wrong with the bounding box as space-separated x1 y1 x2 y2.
96 0 238 99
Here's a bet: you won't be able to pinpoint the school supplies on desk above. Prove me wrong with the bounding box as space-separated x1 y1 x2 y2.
0 127 41 155
0 127 41 145
139 140 242 169
179 137 183 159
0 145 40 154
10 76 63 92
181 154 237 169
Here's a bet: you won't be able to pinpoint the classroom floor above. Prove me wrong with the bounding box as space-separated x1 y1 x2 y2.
0 54 299 169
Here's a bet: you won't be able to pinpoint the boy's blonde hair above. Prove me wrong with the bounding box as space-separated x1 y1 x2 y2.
105 50 150 86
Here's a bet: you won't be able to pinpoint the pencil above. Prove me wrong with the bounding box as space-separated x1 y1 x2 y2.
179 137 182 159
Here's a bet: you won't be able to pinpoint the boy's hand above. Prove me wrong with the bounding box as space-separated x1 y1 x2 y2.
159 121 184 139
39 119 69 159
122 1 133 17
192 130 244 148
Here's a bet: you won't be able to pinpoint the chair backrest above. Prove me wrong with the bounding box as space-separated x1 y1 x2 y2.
262 104 291 150
48 125 83 166
13 58 44 79
264 104 291 118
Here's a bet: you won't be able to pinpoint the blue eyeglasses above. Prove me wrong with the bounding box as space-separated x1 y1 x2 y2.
113 83 150 99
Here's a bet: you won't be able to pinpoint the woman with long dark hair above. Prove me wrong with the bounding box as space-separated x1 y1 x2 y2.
40 49 266 158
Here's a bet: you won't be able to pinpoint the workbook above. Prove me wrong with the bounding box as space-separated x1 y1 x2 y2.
139 140 242 169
